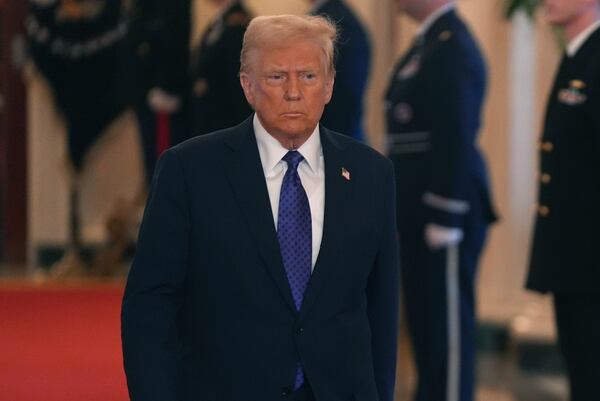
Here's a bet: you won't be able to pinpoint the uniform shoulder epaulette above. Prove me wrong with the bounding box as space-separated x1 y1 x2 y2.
438 30 453 42
226 12 250 27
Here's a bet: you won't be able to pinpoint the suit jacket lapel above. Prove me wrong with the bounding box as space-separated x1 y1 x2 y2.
300 127 350 320
224 118 297 313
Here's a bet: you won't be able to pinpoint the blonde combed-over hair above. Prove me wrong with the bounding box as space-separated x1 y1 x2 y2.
240 14 338 77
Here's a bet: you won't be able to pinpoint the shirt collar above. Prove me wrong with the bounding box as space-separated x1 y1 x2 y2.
416 2 455 38
253 114 322 175
567 19 600 57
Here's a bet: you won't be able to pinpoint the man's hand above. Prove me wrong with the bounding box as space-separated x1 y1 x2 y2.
147 88 181 114
425 223 463 250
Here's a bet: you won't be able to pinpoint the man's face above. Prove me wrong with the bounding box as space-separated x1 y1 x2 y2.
543 0 594 26
240 39 334 143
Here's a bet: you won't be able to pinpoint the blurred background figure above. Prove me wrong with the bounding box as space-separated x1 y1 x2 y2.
526 0 600 400
308 0 371 141
26 0 128 276
124 0 192 186
386 1 497 401
190 0 252 136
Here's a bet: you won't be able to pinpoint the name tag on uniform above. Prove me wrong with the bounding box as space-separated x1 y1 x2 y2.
558 80 587 106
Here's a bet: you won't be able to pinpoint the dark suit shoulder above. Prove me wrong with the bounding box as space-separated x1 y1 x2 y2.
324 128 393 170
170 121 248 159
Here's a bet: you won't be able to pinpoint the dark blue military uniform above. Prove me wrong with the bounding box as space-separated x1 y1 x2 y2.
385 9 496 401
527 25 600 401
190 1 252 137
124 0 192 184
311 0 371 141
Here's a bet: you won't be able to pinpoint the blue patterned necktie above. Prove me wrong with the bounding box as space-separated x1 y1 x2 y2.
277 150 312 390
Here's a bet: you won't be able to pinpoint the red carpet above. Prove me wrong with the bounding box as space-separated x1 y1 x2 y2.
0 281 129 401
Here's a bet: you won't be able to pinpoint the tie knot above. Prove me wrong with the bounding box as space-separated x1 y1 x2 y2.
282 151 304 171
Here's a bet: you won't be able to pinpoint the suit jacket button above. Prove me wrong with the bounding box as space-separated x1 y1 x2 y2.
296 326 304 335
281 387 292 396
538 205 550 217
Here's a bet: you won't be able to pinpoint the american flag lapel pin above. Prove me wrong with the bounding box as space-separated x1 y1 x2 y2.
341 167 351 181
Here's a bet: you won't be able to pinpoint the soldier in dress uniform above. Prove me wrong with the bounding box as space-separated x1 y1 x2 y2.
190 0 252 136
124 0 192 185
526 1 600 400
385 1 496 401
308 0 371 141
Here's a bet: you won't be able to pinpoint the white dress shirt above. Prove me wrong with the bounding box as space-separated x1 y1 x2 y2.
567 19 600 57
254 115 325 270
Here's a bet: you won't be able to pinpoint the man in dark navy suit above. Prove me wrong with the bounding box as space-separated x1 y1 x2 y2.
308 0 371 142
122 14 400 401
385 1 496 401
190 0 253 136
527 1 600 399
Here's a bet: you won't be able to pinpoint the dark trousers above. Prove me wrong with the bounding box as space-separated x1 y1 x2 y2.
554 294 600 401
400 223 487 401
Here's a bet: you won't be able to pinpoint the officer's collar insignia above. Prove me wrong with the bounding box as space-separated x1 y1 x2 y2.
438 30 452 41
558 79 587 105
398 54 421 80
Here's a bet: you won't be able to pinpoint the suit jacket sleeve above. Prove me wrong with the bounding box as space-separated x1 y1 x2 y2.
122 148 190 401
423 37 486 228
366 159 400 401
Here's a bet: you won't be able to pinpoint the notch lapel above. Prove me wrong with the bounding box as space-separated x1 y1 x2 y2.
224 119 297 314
